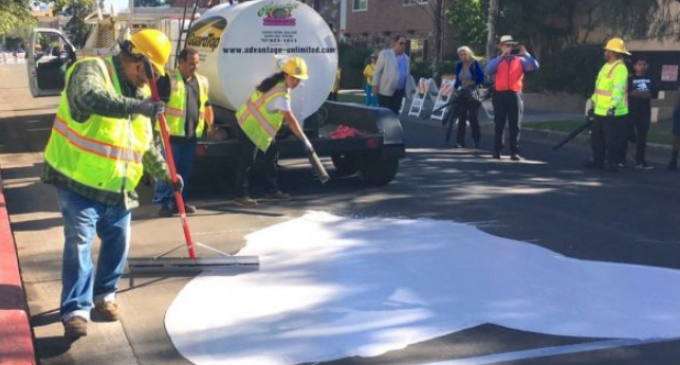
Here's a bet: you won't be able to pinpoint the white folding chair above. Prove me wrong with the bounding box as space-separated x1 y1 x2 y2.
408 78 432 117
431 80 455 121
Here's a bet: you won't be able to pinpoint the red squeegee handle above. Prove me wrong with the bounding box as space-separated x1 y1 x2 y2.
144 60 196 261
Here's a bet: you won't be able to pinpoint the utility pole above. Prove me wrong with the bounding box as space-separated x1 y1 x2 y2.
486 0 498 59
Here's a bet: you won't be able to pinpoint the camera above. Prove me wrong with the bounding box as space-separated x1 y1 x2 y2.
510 44 522 55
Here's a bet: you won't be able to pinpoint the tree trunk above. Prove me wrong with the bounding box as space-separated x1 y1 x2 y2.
486 0 498 59
432 0 445 83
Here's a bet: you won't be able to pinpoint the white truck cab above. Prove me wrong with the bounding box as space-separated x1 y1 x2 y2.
27 28 76 97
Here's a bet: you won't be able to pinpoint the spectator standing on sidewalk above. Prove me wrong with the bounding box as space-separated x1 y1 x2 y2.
485 35 539 161
373 35 415 115
363 55 378 106
623 57 657 169
453 46 485 149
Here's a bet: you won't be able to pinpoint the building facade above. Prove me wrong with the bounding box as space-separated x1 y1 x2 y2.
342 0 457 62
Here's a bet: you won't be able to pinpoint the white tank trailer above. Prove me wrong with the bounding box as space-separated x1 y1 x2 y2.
187 0 404 186
188 0 338 121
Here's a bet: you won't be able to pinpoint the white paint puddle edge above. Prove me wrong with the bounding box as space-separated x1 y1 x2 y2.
165 211 680 365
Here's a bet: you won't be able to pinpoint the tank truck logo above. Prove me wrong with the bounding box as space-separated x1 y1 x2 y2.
258 2 299 26
186 17 227 51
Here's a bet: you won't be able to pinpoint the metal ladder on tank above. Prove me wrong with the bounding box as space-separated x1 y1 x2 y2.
174 0 202 68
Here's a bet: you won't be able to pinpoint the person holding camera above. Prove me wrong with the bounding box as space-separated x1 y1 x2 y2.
485 35 539 161
453 46 485 148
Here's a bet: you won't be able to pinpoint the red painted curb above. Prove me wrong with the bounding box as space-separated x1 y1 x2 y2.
0 165 36 365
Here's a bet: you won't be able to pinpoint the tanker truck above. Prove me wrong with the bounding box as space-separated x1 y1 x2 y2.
25 0 405 186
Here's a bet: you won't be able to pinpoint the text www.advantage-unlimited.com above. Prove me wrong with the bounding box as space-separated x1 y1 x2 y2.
223 46 336 54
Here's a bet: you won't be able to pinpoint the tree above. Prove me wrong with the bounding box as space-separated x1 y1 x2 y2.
446 0 488 56
135 0 167 6
0 0 35 40
431 0 446 83
63 0 94 47
448 0 680 59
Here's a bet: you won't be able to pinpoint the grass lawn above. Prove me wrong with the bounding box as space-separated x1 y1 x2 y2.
527 119 675 146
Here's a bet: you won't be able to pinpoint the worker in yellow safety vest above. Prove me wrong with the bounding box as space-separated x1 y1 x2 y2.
42 29 179 340
585 37 631 172
154 48 215 217
233 56 310 208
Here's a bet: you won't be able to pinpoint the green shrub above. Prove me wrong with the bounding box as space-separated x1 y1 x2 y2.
527 45 603 96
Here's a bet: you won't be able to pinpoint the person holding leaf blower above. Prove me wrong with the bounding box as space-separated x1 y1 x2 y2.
233 56 322 208
41 29 181 340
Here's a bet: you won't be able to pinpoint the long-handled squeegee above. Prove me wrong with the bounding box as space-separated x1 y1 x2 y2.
127 60 259 285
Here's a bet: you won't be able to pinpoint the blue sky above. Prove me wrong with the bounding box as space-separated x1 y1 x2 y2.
108 0 130 11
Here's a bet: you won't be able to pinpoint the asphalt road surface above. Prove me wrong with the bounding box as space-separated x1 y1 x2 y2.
1 63 680 365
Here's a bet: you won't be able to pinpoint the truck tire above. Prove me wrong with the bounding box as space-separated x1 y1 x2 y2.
359 154 399 186
331 154 359 176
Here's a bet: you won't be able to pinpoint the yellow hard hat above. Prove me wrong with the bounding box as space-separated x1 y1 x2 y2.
604 38 631 56
130 29 172 76
280 57 309 80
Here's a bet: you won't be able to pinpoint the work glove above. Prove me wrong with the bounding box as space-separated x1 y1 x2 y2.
133 98 165 118
168 174 184 193
606 108 616 117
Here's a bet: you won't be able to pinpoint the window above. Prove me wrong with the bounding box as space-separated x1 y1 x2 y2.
404 0 428 5
353 0 367 12
409 39 426 61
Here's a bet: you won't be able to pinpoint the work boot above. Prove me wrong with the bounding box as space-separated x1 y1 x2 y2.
234 197 258 208
583 161 604 170
95 301 121 322
635 162 654 170
264 192 292 201
158 204 173 218
604 164 619 173
173 203 197 214
64 316 88 340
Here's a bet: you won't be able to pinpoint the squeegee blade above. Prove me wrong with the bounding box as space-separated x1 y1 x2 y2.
127 256 260 276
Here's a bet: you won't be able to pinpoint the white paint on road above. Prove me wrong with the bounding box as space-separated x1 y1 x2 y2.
165 212 680 365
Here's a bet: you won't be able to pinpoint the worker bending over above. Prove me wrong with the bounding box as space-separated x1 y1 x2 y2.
233 56 311 207
154 47 214 217
42 29 180 340
585 38 630 172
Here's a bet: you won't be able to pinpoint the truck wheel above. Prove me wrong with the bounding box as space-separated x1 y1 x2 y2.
331 154 359 176
360 156 399 186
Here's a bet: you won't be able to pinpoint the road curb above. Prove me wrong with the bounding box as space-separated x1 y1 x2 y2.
521 127 673 165
0 162 36 365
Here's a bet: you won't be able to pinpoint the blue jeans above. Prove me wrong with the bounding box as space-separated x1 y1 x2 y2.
153 140 197 206
365 84 378 106
55 187 131 322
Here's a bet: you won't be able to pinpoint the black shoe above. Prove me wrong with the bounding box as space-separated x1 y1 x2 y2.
158 204 173 217
635 162 654 170
583 161 604 170
510 154 522 161
605 164 619 173
453 143 463 149
492 152 501 159
172 203 196 214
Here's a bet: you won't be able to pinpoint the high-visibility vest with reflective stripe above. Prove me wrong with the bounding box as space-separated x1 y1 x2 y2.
43 56 153 193
162 70 209 138
235 82 289 152
592 60 628 117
